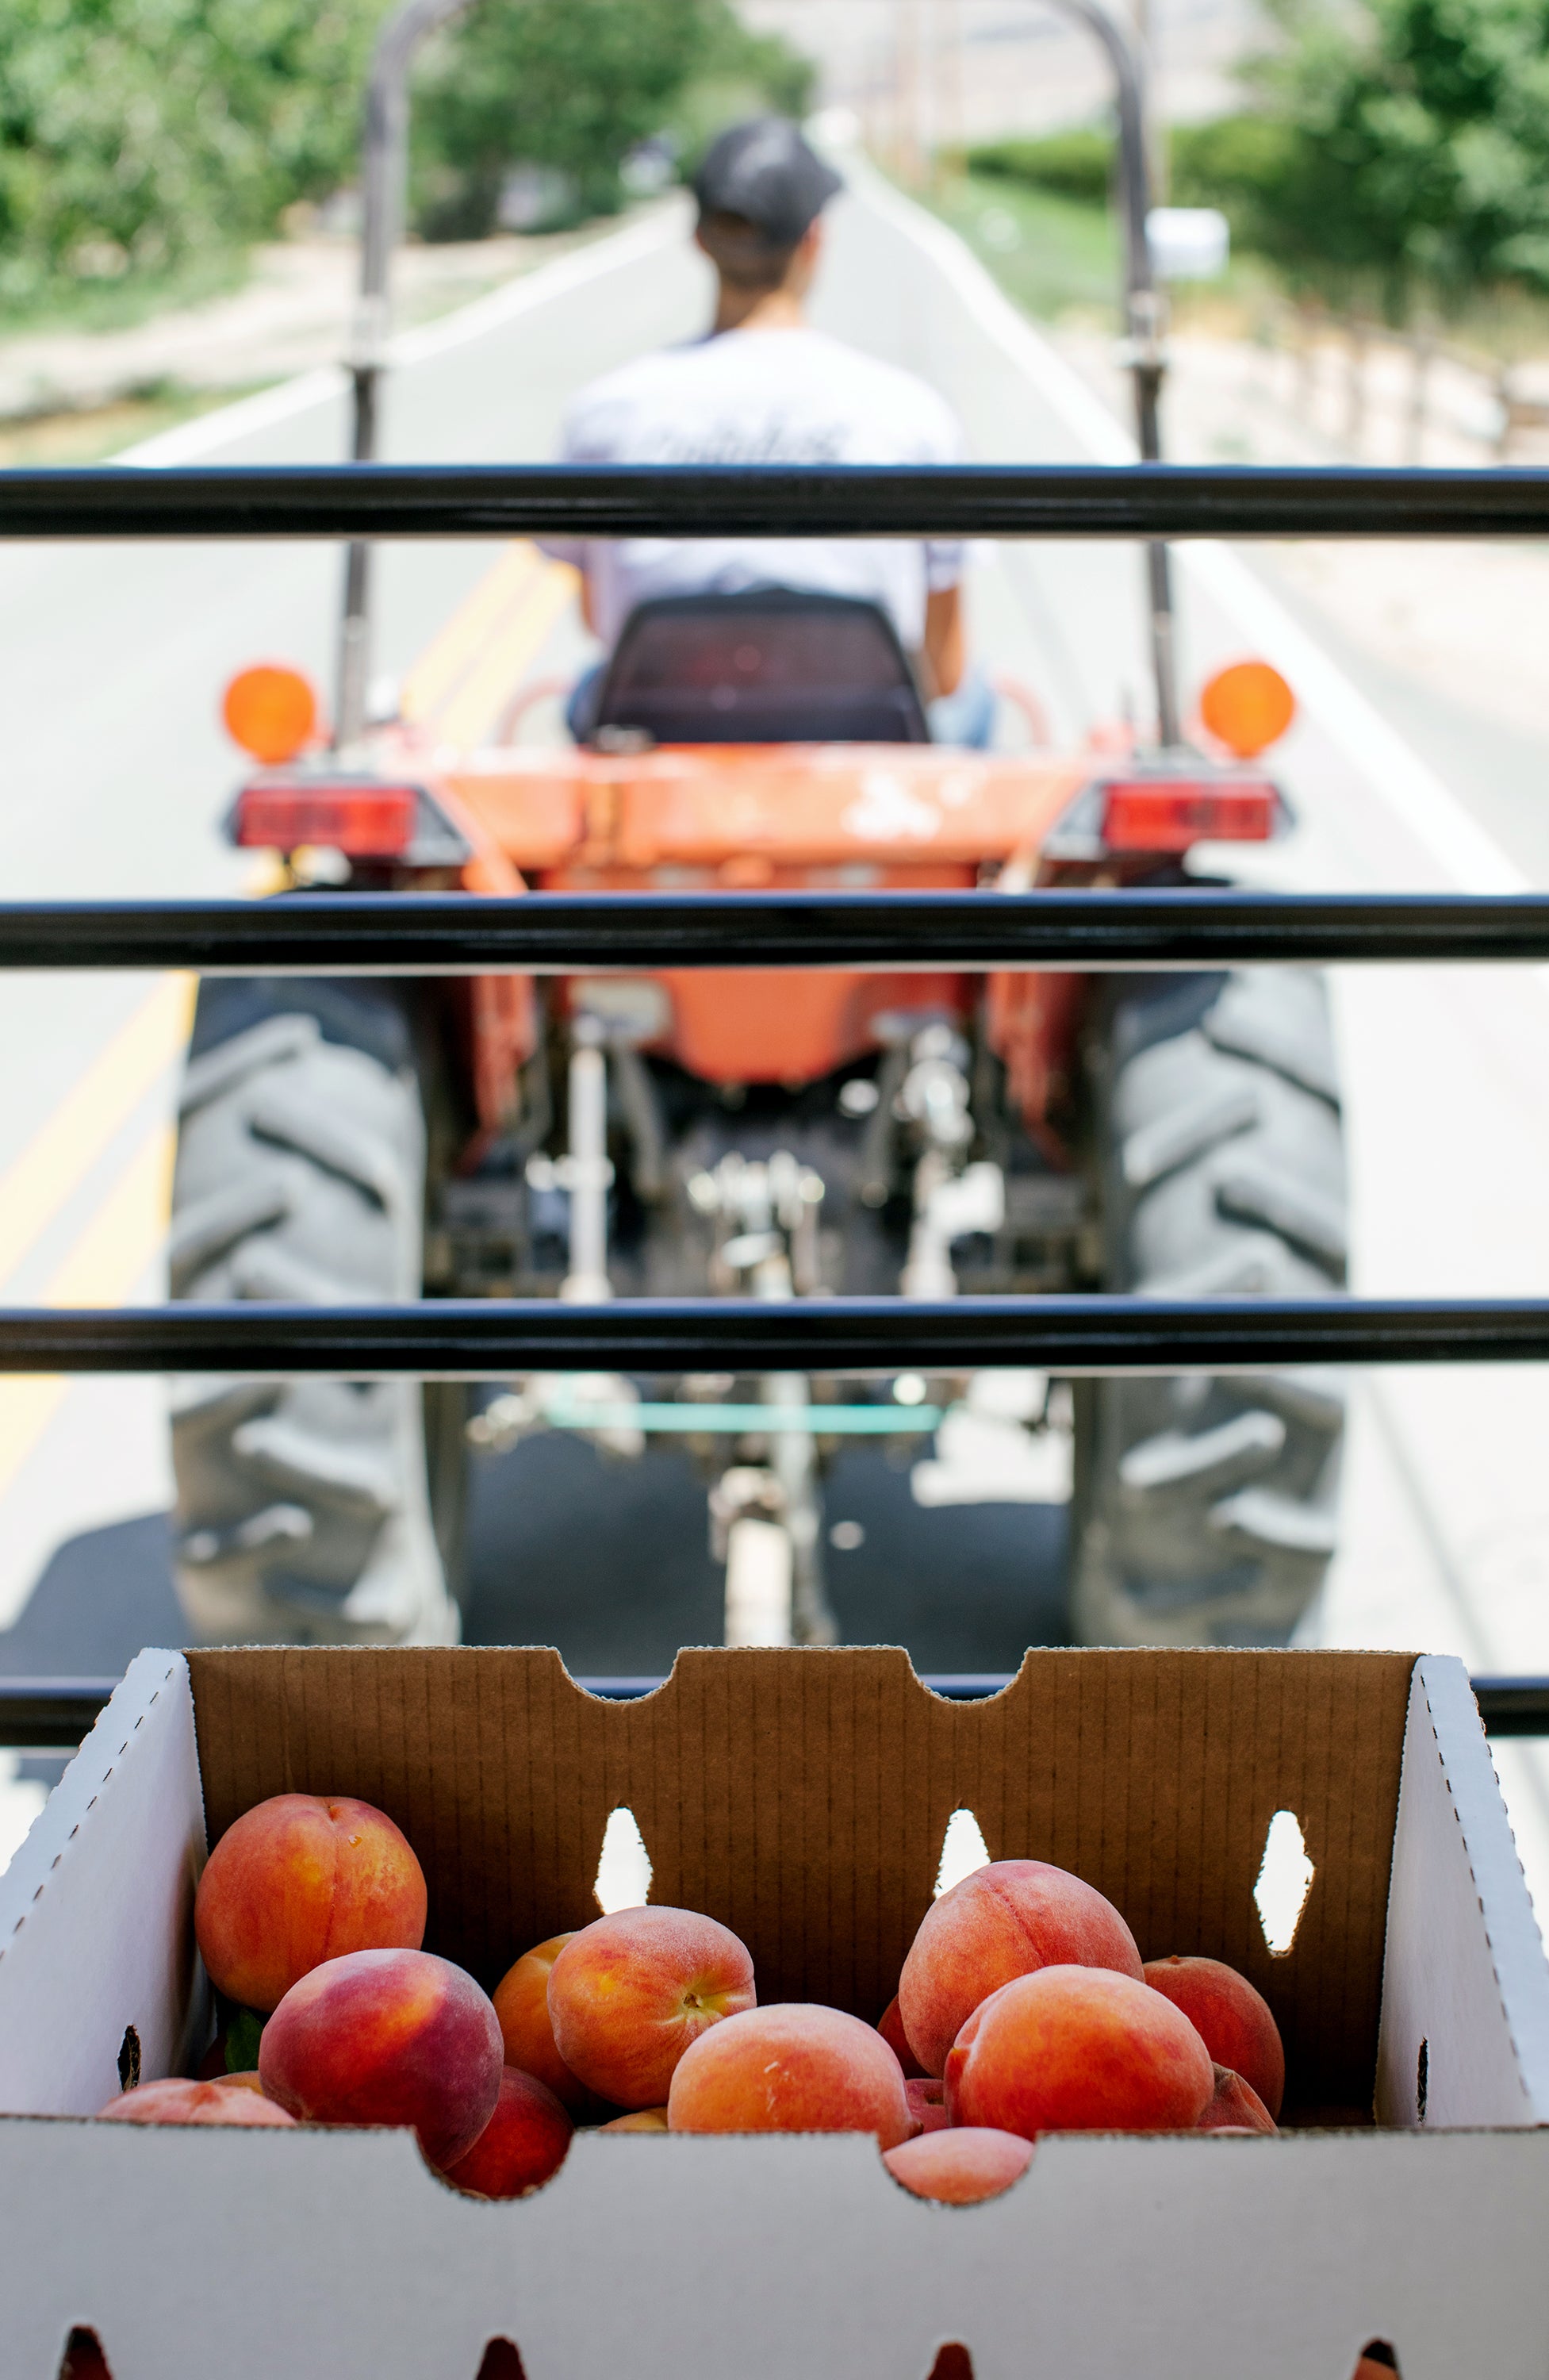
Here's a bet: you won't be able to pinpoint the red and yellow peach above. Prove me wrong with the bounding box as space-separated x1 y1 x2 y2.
548 1906 755 2110
668 2003 914 2146
492 1933 598 2117
899 1860 1143 2075
950 1965 1214 2139
259 1946 503 2169
439 2066 573 2197
1143 1956 1285 2120
1198 2063 1277 2134
884 2128 1033 2204
195 1792 427 2013
97 2079 296 2128
877 1994 926 2079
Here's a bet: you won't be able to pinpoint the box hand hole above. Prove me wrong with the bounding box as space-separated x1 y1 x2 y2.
1253 1810 1315 1956
57 2330 112 2380
593 1806 653 1915
474 2341 527 2380
1415 2037 1428 2124
1352 2344 1401 2378
925 2346 973 2380
933 1810 991 1901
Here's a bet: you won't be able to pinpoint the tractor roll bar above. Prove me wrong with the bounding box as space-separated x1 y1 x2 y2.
12 462 1549 541
6 1296 1549 1375
337 0 1179 744
6 891 1549 974
2 1674 1544 1751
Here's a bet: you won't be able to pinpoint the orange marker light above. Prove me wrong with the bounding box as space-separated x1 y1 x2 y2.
1198 660 1295 759
221 664 320 765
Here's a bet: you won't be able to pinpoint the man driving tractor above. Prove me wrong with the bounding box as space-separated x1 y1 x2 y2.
544 117 990 747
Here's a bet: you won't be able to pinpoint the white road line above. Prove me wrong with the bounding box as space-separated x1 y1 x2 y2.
853 158 1532 902
118 207 685 470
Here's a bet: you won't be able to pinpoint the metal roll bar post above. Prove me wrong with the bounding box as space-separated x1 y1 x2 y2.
1053 0 1180 748
337 0 478 749
333 0 1180 748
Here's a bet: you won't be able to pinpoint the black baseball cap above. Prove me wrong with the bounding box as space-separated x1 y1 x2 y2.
692 118 844 247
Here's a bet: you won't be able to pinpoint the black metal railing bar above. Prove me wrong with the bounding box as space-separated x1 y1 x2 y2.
8 1296 1549 1374
10 891 1549 974
10 462 1549 543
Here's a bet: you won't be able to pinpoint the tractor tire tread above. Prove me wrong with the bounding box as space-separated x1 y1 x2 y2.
1073 966 1347 1648
169 978 460 1646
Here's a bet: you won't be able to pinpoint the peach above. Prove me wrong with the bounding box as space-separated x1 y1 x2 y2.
877 1993 926 2078
492 1933 600 2117
548 1906 755 2109
906 2076 949 2135
259 1946 503 2169
899 1860 1142 2075
97 2079 296 2128
1198 2063 1276 2135
668 2003 914 2146
440 2067 573 2198
952 1966 1214 2139
884 2128 1033 2204
597 2106 670 2132
941 1983 1006 2125
1143 1956 1285 2120
196 1792 427 2013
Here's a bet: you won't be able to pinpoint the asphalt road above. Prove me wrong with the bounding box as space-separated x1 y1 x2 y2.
0 184 1102 1692
4 163 1549 1888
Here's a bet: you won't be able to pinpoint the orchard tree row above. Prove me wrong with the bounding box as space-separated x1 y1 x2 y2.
0 0 811 318
968 0 1549 321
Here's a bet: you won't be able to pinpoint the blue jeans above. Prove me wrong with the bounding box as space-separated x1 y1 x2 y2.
926 668 996 750
566 662 605 745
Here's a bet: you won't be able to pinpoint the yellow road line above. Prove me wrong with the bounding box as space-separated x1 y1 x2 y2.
435 562 578 747
0 975 192 1298
0 1123 176 1507
0 518 575 1532
401 539 578 745
400 543 543 725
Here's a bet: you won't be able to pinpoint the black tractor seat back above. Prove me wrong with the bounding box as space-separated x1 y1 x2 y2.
589 588 931 746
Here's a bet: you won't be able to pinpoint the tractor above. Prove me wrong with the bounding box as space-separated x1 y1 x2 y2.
167 5 1347 1659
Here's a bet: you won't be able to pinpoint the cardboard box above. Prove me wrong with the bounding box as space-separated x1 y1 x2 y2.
1 1644 1547 2380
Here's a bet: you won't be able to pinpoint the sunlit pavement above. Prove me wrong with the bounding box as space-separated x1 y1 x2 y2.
2 169 1547 1916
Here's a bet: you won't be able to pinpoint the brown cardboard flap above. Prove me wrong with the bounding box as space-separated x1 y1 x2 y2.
186 1645 1416 2108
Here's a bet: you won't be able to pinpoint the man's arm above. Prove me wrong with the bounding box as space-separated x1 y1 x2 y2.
922 585 965 699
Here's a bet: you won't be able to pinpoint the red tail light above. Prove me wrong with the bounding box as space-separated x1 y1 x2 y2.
234 784 416 854
1100 777 1277 852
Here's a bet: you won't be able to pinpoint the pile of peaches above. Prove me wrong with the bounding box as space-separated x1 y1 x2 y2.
97 1791 1285 2206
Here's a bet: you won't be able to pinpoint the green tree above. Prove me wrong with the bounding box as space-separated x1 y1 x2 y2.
0 0 380 312
412 0 813 238
0 0 812 319
1245 0 1549 313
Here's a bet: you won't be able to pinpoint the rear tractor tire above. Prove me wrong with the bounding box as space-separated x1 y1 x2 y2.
168 979 465 1646
1072 969 1347 1648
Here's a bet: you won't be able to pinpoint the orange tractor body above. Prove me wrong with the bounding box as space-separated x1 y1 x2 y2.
232 720 1262 1142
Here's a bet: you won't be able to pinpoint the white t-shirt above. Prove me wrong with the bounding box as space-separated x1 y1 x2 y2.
543 326 965 654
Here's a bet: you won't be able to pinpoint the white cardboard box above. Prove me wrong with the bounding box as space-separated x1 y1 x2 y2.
0 1644 1547 2380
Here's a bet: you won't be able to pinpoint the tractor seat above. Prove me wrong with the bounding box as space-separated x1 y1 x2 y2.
589 588 931 747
